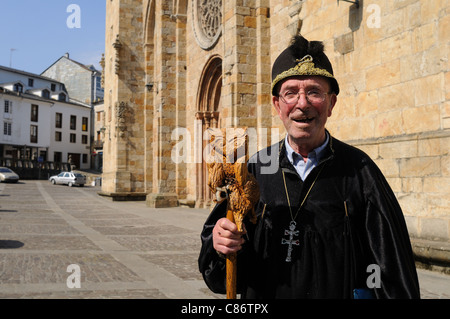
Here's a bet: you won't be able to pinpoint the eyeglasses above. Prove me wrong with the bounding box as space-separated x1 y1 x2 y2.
279 90 331 105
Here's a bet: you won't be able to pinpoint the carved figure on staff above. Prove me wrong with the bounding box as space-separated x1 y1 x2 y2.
204 127 259 298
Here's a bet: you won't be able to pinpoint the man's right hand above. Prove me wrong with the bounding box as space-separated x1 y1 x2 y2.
212 217 246 255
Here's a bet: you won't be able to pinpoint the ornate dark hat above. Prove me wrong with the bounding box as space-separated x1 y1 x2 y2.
271 35 339 96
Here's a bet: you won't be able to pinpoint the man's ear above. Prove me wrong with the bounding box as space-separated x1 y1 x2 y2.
272 95 281 117
328 94 337 117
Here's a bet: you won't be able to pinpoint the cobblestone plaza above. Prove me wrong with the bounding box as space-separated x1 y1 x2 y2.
0 181 448 299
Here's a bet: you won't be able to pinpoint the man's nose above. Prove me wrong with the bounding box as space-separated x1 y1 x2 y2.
295 92 309 109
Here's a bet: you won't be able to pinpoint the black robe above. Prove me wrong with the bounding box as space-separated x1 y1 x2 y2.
198 135 420 299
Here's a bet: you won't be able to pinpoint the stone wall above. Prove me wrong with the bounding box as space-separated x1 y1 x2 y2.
287 0 449 244
103 0 449 255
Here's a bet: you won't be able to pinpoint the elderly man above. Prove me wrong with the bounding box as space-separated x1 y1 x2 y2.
198 35 420 299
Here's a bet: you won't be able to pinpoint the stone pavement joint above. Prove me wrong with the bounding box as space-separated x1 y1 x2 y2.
0 181 449 299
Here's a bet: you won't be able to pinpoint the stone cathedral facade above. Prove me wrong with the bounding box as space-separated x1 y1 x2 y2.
101 0 449 261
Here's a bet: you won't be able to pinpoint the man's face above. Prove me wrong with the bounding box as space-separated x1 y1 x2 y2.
273 76 337 151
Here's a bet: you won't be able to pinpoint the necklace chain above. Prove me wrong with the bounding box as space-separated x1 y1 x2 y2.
279 138 326 263
282 159 325 222
278 138 326 222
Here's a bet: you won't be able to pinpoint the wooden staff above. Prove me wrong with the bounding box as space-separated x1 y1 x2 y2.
226 208 237 299
207 127 259 299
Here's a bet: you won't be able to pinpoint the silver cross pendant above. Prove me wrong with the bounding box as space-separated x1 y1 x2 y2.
281 221 300 262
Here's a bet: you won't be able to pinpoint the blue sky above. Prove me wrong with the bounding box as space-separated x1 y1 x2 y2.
0 0 105 75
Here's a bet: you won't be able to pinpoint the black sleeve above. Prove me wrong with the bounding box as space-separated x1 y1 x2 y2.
363 162 421 299
198 200 228 294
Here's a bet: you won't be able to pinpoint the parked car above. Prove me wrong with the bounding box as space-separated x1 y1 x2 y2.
0 167 19 183
49 171 86 187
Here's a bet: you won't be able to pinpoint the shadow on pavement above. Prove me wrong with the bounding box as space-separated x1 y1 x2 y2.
0 240 24 249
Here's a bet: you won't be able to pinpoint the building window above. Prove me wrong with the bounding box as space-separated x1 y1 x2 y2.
3 122 11 136
82 154 88 164
51 83 56 92
55 131 62 142
28 78 34 87
96 76 102 89
4 100 12 113
14 83 23 93
82 135 88 144
70 115 76 130
31 104 39 122
55 113 62 128
82 117 88 131
58 93 66 101
54 152 62 162
42 89 50 98
30 125 38 143
70 133 76 143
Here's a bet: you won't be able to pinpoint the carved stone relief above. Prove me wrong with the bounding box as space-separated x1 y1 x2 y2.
115 101 129 137
112 34 122 75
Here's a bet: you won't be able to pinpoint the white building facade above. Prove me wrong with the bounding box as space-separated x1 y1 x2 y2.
42 53 105 170
0 65 91 170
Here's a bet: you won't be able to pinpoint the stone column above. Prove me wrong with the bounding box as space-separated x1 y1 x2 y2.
255 0 273 150
100 0 146 201
146 1 179 207
222 1 259 129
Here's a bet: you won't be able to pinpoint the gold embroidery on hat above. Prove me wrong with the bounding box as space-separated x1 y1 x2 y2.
271 54 335 93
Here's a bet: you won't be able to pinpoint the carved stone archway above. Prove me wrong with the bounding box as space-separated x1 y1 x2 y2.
195 56 222 208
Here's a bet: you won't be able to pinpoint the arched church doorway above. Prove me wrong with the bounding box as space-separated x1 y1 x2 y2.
196 56 222 208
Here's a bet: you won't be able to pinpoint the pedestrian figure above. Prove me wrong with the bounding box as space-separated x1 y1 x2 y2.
198 35 420 299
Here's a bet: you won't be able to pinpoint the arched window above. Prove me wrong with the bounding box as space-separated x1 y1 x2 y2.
196 56 222 117
58 93 66 101
42 89 50 98
195 55 222 208
13 83 23 93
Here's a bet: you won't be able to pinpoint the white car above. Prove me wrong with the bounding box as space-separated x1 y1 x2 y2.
0 167 19 183
49 171 86 187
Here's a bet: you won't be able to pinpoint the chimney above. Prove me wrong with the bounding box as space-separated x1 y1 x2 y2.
64 52 69 58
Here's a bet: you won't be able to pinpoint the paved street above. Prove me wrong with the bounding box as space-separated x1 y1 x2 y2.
0 180 449 299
